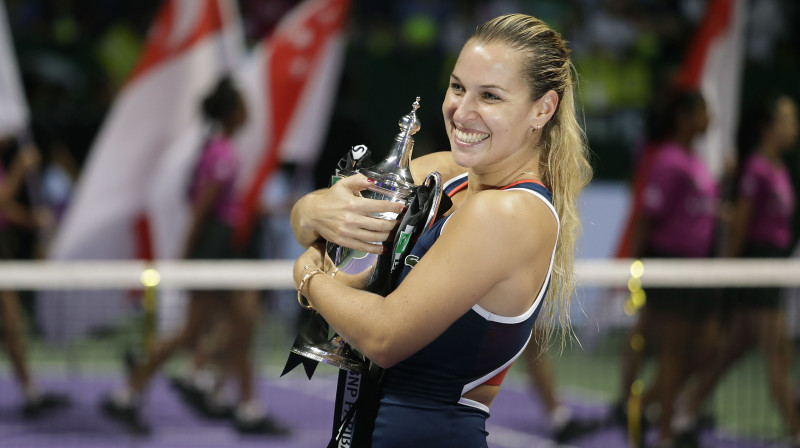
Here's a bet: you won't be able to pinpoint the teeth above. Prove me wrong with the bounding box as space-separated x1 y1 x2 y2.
454 127 489 143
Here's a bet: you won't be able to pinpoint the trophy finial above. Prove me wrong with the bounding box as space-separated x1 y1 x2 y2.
399 96 421 135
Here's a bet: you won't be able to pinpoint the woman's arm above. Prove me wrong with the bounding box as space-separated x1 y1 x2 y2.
725 198 754 257
0 150 39 203
294 189 558 368
289 174 406 253
289 151 461 253
0 150 41 228
289 189 330 248
0 201 38 228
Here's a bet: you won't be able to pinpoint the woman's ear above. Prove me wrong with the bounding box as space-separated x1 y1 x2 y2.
530 90 559 129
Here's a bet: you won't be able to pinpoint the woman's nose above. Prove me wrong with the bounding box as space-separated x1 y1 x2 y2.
452 96 476 123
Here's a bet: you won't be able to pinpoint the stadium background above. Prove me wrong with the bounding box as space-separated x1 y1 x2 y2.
1 1 799 447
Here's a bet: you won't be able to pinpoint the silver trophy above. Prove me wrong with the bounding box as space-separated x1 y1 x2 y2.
291 98 426 372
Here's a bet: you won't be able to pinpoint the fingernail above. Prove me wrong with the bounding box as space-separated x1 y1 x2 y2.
367 178 375 183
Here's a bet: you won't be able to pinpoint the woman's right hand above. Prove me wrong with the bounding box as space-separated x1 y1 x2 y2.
293 173 406 254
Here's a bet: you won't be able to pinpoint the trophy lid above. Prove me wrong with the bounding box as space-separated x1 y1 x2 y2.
369 97 421 187
398 97 421 136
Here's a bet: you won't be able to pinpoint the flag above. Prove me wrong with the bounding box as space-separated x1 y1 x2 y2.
144 0 349 336
146 0 350 261
675 0 746 179
233 0 351 248
38 0 245 345
49 0 244 261
614 0 745 258
0 0 29 138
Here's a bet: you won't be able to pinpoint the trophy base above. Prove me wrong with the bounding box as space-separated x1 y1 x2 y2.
291 337 367 373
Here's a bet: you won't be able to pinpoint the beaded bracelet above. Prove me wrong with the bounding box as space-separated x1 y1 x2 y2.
297 267 325 310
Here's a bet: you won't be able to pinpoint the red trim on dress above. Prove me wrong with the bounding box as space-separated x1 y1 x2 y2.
449 178 548 197
484 363 513 386
500 179 547 191
447 181 468 197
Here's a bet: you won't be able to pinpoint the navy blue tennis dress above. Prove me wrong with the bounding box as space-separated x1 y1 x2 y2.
371 173 560 448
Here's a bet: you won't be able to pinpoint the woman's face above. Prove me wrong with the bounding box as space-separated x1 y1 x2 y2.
770 96 798 151
692 100 710 136
442 40 539 170
230 95 248 132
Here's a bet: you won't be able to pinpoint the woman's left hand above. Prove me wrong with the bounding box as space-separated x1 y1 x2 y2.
293 241 327 290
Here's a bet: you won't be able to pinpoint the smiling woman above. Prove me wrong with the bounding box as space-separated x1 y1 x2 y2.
289 13 592 448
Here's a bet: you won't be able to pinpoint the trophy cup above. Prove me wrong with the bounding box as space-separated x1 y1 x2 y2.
290 98 425 372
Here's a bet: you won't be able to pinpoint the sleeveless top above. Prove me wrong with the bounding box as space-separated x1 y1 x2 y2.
640 142 718 257
384 172 560 414
738 153 795 249
188 135 241 226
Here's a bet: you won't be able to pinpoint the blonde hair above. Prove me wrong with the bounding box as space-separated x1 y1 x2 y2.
471 14 593 347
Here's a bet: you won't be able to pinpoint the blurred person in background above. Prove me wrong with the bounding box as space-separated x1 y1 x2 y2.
101 76 287 436
522 327 601 444
0 136 70 418
613 88 721 448
673 93 799 447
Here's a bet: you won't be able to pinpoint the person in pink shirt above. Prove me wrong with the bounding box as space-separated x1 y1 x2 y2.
102 77 287 436
674 94 799 446
640 139 719 258
616 88 721 448
185 127 241 257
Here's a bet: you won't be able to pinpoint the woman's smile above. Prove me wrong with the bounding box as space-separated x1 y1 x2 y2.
452 126 490 145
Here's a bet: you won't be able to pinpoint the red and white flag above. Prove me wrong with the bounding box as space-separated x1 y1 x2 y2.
49 0 244 261
675 0 746 178
0 0 28 138
37 0 244 344
146 0 350 260
143 0 349 337
234 0 351 248
614 0 745 258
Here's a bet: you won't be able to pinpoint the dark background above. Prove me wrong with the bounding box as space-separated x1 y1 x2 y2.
4 0 800 215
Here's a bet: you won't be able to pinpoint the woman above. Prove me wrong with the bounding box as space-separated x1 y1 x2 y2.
619 89 720 447
290 14 591 447
674 94 799 445
103 76 284 435
0 138 70 418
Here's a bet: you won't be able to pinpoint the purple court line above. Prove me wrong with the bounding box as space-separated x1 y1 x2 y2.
0 373 787 448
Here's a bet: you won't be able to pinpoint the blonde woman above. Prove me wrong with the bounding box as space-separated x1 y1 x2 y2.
291 13 591 447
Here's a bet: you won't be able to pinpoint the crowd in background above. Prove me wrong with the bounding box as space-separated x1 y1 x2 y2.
3 0 798 188
2 0 800 446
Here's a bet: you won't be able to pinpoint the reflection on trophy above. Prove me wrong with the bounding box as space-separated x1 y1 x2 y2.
291 98 424 372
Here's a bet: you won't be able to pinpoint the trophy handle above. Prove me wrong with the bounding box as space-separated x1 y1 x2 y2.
421 171 442 231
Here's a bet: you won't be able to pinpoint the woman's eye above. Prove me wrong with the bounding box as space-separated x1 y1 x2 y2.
450 82 464 92
482 92 500 101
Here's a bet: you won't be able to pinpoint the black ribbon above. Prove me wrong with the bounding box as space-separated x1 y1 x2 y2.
280 308 326 379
